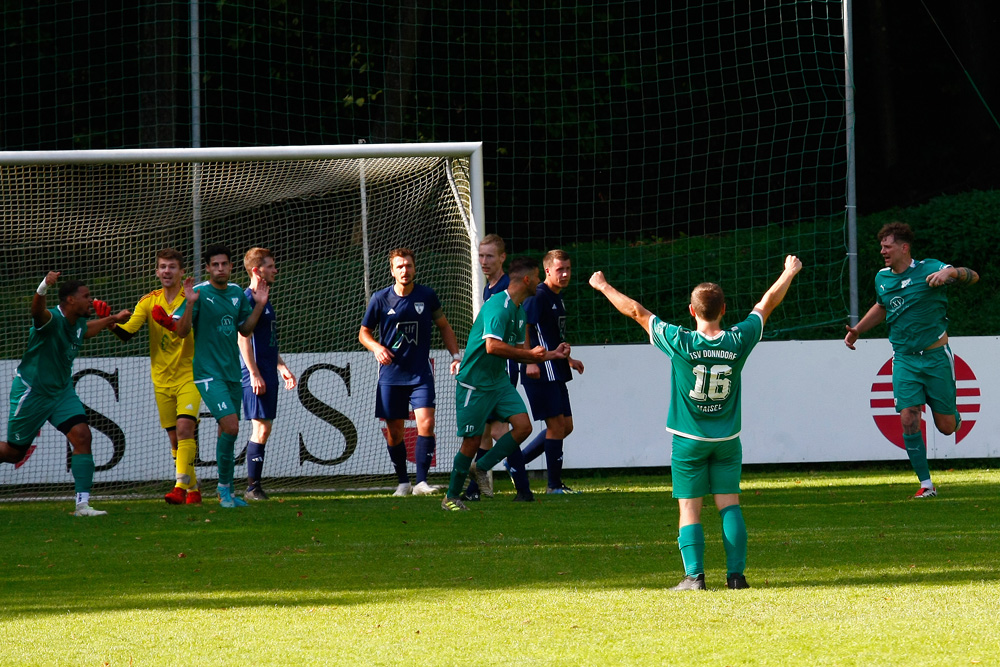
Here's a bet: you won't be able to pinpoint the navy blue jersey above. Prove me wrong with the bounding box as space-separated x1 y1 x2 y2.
484 273 510 302
241 287 279 387
483 273 518 385
362 284 442 385
521 282 571 383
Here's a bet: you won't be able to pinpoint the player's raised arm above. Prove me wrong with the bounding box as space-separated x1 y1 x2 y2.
926 265 980 288
752 255 803 325
31 271 60 328
589 271 654 334
173 276 198 338
237 278 270 336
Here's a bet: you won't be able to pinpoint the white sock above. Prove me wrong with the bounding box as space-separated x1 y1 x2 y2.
75 492 90 506
920 480 934 489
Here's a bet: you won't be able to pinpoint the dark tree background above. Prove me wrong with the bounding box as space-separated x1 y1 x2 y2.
2 0 998 237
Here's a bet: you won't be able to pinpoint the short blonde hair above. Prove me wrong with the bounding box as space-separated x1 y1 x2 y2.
542 249 570 268
243 247 273 273
480 234 506 255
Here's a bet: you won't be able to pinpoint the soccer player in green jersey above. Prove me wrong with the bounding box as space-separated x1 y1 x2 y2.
174 244 270 508
441 256 570 511
590 255 802 590
844 222 978 499
1 271 130 516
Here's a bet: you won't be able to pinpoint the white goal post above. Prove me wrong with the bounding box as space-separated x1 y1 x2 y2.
0 142 485 499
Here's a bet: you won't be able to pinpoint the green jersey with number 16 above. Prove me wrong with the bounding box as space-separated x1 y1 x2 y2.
649 311 763 442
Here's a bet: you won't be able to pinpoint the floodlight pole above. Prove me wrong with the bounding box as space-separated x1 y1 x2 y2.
844 0 859 325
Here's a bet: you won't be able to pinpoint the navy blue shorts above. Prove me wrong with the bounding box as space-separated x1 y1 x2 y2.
376 381 436 420
523 381 572 422
243 373 279 421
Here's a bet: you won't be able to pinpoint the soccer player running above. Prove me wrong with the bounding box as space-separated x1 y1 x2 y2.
238 247 297 501
360 248 462 497
590 255 802 590
1 272 129 516
519 249 585 495
844 222 978 499
110 249 203 505
174 244 269 508
461 234 534 501
442 256 570 511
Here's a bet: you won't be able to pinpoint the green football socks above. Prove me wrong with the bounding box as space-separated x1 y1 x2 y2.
216 432 238 487
719 504 748 575
902 431 931 483
678 523 705 577
448 451 474 498
476 431 518 471
70 453 95 494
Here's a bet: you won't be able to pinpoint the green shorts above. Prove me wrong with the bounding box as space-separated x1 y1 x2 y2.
455 381 527 438
194 378 242 420
891 344 957 415
670 434 743 499
6 375 86 447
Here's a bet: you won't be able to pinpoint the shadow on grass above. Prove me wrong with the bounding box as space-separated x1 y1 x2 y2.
2 470 998 618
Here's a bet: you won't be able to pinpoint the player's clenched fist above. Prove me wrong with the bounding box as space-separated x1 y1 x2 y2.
92 299 111 318
589 271 608 291
784 255 803 275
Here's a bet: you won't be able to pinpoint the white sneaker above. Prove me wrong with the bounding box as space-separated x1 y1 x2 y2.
392 482 412 497
73 503 108 517
412 481 441 496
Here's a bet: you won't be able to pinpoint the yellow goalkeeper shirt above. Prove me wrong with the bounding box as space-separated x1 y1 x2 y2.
119 288 195 389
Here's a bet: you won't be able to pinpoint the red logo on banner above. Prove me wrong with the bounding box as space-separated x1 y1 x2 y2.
382 411 436 466
870 355 980 449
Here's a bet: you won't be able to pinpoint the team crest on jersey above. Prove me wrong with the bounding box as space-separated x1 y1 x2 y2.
901 278 912 289
415 302 425 314
231 297 240 306
218 314 236 336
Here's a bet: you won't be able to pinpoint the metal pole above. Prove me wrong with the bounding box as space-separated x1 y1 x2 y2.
468 144 486 316
360 158 371 303
844 0 859 325
190 0 203 281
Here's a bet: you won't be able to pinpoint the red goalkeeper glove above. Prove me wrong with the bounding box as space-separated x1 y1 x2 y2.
93 300 111 318
151 305 177 331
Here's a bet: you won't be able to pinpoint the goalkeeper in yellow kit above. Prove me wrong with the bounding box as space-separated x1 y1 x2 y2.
110 248 203 504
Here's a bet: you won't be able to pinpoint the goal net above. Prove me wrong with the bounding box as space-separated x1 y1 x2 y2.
0 143 484 500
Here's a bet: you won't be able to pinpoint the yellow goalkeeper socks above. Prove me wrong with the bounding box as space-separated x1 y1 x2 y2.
176 438 198 490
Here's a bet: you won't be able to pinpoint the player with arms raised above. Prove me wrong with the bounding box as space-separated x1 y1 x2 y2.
844 222 978 498
442 256 570 511
360 248 462 497
590 255 802 590
110 248 203 505
174 244 269 508
1 272 129 516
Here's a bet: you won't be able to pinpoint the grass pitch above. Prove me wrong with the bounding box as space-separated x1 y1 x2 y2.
2 467 999 666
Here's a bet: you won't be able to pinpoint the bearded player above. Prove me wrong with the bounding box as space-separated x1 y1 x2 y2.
1 272 129 516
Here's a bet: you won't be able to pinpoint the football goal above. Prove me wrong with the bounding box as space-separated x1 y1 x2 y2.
0 142 485 499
